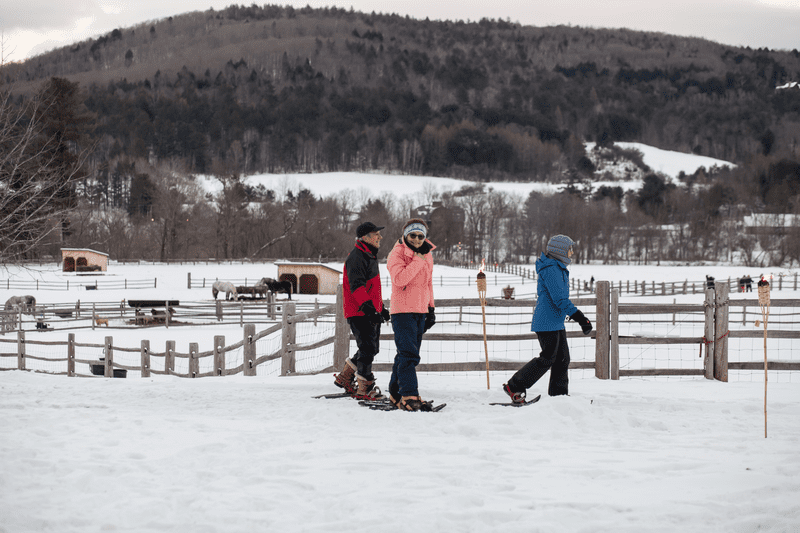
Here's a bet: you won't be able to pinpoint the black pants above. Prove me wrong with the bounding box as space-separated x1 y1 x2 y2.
348 315 381 378
508 330 570 396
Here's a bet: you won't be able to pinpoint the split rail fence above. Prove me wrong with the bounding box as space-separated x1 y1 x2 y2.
1 282 798 381
0 296 313 333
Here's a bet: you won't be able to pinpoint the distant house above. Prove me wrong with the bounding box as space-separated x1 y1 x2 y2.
276 262 342 295
743 214 800 236
61 248 109 272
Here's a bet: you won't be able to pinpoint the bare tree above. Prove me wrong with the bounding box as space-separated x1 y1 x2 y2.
455 184 489 263
0 76 91 264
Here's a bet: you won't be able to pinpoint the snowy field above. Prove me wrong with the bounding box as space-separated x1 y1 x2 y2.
193 142 736 201
1 261 799 532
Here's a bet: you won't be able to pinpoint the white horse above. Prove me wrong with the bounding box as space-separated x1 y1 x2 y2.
211 281 238 300
3 295 36 331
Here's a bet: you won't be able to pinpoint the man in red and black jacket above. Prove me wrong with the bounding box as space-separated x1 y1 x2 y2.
334 221 390 399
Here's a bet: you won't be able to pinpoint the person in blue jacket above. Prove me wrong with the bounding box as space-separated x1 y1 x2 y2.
503 235 593 403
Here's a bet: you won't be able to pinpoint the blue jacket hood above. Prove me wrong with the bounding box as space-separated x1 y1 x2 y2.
536 252 564 274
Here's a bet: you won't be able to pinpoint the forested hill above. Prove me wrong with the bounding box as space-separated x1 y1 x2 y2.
5 4 800 180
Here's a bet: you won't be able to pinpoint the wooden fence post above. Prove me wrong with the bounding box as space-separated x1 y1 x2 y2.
703 287 715 379
333 285 348 372
713 282 729 382
214 335 225 376
141 340 150 378
104 336 113 378
216 300 222 322
17 330 25 371
165 340 175 375
92 302 96 330
268 292 276 320
595 281 610 379
68 333 75 377
187 272 191 289
243 324 256 376
189 342 199 378
609 289 619 380
672 298 677 325
281 302 296 376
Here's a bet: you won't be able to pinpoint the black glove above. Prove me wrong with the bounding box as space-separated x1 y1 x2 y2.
424 306 436 332
380 307 390 323
360 301 383 325
570 309 593 335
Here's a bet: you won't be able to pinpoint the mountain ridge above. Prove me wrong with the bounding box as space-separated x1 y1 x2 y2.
2 5 799 194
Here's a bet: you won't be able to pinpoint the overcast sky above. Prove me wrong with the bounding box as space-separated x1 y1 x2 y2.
2 0 799 63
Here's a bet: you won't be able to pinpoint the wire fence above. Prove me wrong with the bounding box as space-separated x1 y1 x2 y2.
2 283 798 383
0 298 320 333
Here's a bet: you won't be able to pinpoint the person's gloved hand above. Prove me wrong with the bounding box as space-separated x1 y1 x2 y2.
424 306 436 332
570 309 593 335
360 301 383 325
380 307 391 323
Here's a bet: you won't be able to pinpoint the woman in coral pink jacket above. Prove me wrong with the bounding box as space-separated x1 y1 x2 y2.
386 218 436 411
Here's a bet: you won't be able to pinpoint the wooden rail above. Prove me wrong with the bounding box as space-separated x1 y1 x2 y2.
2 282 799 380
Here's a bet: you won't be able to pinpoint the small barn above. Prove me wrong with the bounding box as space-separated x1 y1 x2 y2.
61 248 109 272
276 262 342 295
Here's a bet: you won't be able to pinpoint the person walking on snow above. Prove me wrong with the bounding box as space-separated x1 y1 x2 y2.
333 222 391 399
503 235 593 403
387 218 437 411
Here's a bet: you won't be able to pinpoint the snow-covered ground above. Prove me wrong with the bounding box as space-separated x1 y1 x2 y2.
2 371 799 533
1 261 799 532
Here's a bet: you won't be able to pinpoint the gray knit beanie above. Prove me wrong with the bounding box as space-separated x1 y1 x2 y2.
546 234 575 265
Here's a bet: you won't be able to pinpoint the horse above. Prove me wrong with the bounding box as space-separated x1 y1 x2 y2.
5 295 36 314
212 281 238 300
264 278 293 300
3 295 36 332
254 278 271 299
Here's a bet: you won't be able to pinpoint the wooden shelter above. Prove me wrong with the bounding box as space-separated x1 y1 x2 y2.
276 262 341 295
61 248 109 272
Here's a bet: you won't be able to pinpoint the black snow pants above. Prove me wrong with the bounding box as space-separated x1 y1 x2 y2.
348 315 381 378
507 330 570 396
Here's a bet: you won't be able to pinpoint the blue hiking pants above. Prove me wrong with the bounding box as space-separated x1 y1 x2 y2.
388 313 426 397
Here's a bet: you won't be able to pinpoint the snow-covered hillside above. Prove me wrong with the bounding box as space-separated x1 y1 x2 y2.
194 142 736 201
586 142 736 187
